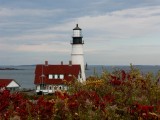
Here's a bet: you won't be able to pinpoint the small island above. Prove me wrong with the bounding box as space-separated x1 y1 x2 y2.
0 67 22 70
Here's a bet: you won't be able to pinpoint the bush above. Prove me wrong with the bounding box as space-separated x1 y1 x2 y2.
0 66 160 119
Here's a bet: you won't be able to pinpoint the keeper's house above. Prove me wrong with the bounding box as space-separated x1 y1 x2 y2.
0 79 20 92
34 61 81 94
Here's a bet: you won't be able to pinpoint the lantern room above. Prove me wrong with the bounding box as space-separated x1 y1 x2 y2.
72 24 84 44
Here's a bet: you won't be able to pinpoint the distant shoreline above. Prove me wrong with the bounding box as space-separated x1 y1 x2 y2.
0 68 24 70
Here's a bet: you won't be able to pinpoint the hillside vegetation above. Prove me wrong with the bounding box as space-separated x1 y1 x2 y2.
0 65 160 119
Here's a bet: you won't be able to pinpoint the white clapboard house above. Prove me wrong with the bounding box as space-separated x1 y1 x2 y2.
34 61 82 94
0 79 20 92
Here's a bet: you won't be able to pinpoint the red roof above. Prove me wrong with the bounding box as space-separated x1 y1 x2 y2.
34 64 81 85
0 79 13 87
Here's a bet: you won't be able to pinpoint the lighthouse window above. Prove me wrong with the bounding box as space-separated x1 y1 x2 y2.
73 30 80 37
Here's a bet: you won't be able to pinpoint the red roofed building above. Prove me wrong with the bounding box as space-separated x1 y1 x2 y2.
0 79 20 92
34 61 82 94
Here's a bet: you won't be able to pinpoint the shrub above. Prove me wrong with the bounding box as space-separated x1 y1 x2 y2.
0 66 160 119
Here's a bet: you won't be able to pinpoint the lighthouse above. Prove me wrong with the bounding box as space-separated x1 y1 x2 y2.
71 24 86 82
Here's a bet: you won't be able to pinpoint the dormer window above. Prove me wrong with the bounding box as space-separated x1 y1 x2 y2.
60 74 64 79
49 74 53 79
54 74 58 79
48 74 64 79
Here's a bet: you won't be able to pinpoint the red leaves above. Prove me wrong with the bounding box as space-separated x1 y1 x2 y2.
110 79 122 85
0 90 56 119
103 93 114 104
68 101 79 110
137 104 154 113
35 96 54 119
128 103 154 119
110 74 122 85
55 91 69 100
109 70 132 85
121 70 126 81
0 90 10 113
54 90 114 113
0 68 159 119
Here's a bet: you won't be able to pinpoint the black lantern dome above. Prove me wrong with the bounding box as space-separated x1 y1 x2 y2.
73 24 81 30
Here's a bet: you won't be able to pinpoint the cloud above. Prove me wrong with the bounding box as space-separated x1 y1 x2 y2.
1 5 160 42
0 33 68 43
1 5 160 43
85 45 160 65
16 43 70 53
0 42 70 55
1 5 160 55
0 3 160 65
0 7 67 33
76 6 160 40
0 7 65 17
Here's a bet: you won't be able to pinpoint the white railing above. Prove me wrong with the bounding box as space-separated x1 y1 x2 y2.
36 89 54 94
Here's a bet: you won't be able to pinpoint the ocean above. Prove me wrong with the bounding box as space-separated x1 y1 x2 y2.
0 65 160 89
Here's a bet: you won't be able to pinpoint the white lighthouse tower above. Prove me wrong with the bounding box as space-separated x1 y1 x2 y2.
71 24 86 82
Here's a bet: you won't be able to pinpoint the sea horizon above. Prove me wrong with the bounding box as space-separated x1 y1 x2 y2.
0 65 160 89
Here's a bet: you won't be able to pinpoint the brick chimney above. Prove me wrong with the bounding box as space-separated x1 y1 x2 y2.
45 61 48 66
69 60 72 66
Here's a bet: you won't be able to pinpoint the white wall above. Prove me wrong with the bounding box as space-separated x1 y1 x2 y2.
71 44 86 82
7 81 20 88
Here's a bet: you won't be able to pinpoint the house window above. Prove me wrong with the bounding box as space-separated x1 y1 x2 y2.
49 74 53 79
13 87 15 91
79 73 82 78
54 74 58 79
59 86 62 90
49 74 64 79
40 84 45 89
57 75 60 79
68 74 72 77
54 86 58 90
60 74 64 79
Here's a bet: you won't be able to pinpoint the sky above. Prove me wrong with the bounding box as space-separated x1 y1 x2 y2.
0 0 160 65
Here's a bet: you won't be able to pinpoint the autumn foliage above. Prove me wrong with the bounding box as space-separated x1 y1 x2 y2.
0 65 160 119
